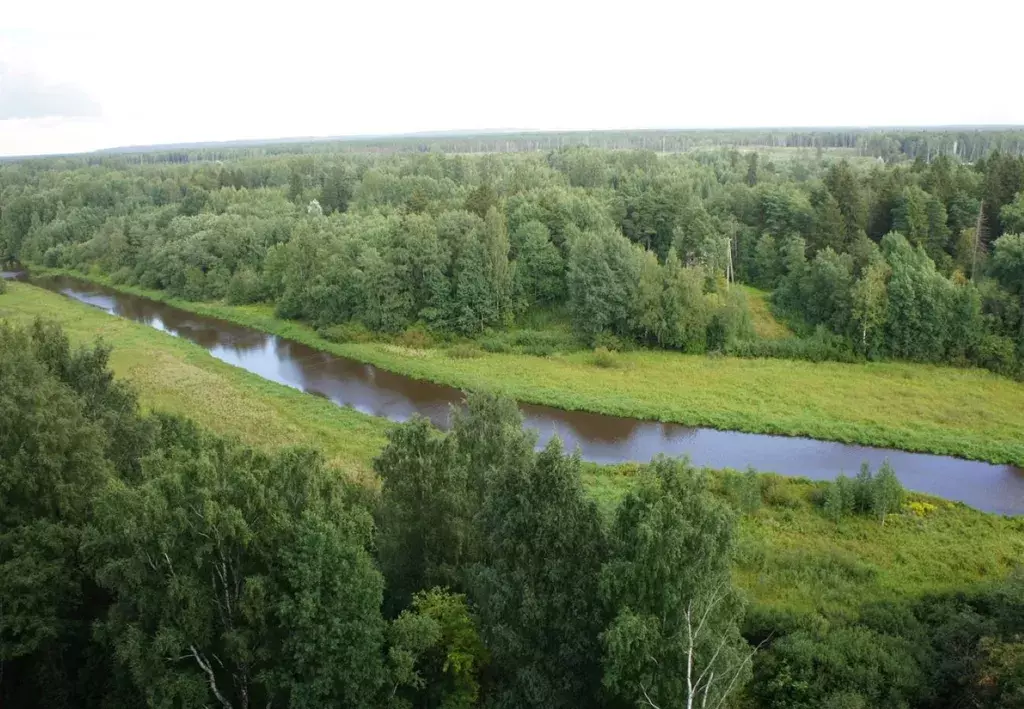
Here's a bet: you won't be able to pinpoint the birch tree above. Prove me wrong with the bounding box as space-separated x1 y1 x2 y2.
601 457 756 709
88 438 386 709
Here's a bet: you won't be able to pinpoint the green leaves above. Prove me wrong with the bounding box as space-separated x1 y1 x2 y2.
90 437 386 709
601 458 750 709
387 589 487 709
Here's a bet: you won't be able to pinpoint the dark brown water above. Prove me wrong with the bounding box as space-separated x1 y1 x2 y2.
13 273 1024 515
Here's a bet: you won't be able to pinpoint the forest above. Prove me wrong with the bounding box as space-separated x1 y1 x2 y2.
1 319 1022 709
2 136 1024 378
3 132 1024 708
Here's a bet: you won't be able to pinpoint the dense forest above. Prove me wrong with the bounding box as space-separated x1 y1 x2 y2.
1 320 1022 709
2 135 1024 376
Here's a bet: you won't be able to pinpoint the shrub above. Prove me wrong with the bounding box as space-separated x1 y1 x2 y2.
478 336 511 353
108 266 135 286
824 474 856 523
761 474 803 509
589 346 621 369
225 268 264 305
394 324 434 350
0 277 6 295
821 462 905 524
906 501 938 518
976 334 1018 375
726 326 860 363
478 328 577 356
723 467 763 513
318 322 374 344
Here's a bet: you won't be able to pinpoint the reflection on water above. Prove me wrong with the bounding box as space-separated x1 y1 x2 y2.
26 274 1024 515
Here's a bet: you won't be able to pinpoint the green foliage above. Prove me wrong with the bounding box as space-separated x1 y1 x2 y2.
4 141 1021 375
601 458 751 709
0 320 127 707
724 467 764 514
1001 193 1024 235
89 440 387 709
821 461 905 524
753 624 927 709
589 345 622 368
823 474 856 522
477 327 577 357
375 417 467 612
387 589 487 709
725 326 859 363
471 437 608 709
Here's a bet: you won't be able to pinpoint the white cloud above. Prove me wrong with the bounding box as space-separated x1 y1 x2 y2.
1 0 1022 156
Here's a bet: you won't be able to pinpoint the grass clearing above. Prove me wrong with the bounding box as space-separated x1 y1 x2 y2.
30 267 1024 465
739 284 791 340
2 279 1021 618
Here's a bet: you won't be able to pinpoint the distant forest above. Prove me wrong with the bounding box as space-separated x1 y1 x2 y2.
2 128 1024 375
5 126 1024 164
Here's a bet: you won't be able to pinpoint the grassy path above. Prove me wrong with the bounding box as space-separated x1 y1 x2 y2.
3 279 1023 617
32 268 1024 465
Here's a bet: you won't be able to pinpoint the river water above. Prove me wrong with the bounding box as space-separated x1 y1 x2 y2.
9 273 1024 515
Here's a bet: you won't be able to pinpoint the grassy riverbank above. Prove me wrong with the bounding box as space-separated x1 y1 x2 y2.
31 267 1024 466
0 281 389 477
2 278 1022 618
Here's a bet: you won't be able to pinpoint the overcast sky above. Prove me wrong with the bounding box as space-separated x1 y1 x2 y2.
1 0 1022 157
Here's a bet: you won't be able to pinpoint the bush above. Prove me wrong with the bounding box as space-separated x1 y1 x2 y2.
726 326 860 363
108 266 135 286
589 346 621 369
821 461 905 524
394 324 434 350
318 322 374 344
760 474 804 509
477 328 577 356
723 467 763 513
976 334 1018 375
478 335 511 353
0 277 6 295
225 268 264 305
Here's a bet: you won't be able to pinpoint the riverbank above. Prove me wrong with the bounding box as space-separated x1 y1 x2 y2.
29 266 1024 466
0 280 389 477
3 278 1021 618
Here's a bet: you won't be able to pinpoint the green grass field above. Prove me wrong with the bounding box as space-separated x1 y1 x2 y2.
3 279 1022 618
37 268 1024 465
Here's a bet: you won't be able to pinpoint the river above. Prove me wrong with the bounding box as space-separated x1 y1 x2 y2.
8 272 1024 515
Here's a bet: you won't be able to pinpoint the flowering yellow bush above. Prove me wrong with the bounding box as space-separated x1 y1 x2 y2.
906 501 938 518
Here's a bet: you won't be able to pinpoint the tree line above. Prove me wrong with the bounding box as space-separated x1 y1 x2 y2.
11 127 1023 165
2 145 1023 373
2 319 1021 708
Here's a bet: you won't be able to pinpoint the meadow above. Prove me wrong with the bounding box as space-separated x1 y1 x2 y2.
3 279 1021 619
